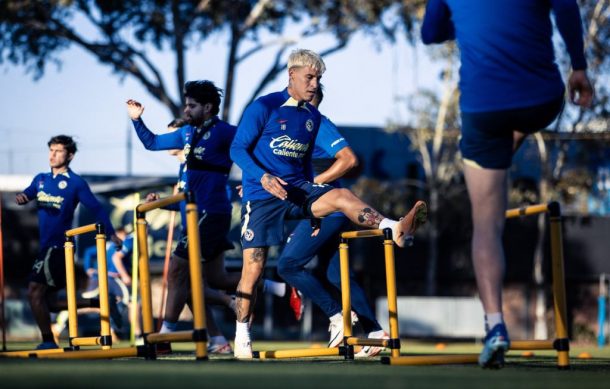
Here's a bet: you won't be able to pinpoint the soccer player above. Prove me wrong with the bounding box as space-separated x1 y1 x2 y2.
127 81 287 354
277 86 389 356
230 49 427 359
422 0 594 368
16 135 122 350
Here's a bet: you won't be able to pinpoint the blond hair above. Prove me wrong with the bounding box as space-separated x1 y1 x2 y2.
287 49 326 75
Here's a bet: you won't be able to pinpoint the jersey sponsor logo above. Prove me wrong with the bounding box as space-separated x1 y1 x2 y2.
32 259 44 274
37 191 64 209
58 180 68 189
243 228 255 242
305 119 314 132
269 135 310 159
330 138 345 148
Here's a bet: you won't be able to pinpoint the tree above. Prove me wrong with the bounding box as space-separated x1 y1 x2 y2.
0 0 423 121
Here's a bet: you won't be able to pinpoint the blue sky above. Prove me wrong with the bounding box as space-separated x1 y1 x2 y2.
0 28 443 177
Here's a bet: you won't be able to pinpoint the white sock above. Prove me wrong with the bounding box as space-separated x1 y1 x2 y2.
329 313 342 323
160 320 177 334
235 321 250 339
378 218 396 231
485 312 504 332
263 279 286 297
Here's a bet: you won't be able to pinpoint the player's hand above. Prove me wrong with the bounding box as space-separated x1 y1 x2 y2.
145 192 160 202
568 70 594 108
310 218 321 237
15 192 29 205
110 234 123 251
126 99 145 120
261 173 288 200
120 274 132 286
235 185 243 198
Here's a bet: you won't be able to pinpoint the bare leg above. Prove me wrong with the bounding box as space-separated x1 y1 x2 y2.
235 248 267 323
203 253 241 291
27 282 54 343
463 164 508 315
310 188 427 247
163 256 190 323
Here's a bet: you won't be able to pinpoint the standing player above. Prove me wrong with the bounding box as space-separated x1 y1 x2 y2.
127 81 287 354
16 135 122 350
422 0 594 368
230 49 427 358
277 86 389 356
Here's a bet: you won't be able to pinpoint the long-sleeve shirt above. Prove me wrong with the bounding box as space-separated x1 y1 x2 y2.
230 88 322 202
132 117 236 214
421 0 587 112
22 169 116 251
311 115 349 189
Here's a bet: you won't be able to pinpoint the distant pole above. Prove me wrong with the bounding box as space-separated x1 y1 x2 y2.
126 120 133 177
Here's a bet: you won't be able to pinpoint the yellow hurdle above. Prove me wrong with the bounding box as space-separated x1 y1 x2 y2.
253 228 400 360
383 201 570 369
0 222 143 359
135 191 209 360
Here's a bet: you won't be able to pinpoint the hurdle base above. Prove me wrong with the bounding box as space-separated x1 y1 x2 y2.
381 354 479 366
252 346 348 360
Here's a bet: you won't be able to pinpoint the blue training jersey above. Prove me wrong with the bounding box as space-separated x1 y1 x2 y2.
312 115 349 189
106 234 134 275
22 169 116 251
230 88 322 202
132 117 236 214
421 0 587 112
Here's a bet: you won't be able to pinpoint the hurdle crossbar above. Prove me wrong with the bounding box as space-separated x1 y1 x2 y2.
384 201 570 369
252 228 398 360
136 191 209 360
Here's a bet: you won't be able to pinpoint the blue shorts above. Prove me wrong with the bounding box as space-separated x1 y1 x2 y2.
460 96 564 169
173 211 234 262
29 247 66 290
240 182 334 248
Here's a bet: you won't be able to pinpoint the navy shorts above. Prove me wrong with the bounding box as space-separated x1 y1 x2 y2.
460 95 564 169
173 211 234 262
30 247 66 290
240 182 334 248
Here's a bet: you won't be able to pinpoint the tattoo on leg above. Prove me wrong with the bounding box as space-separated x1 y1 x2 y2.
250 247 266 264
357 207 383 227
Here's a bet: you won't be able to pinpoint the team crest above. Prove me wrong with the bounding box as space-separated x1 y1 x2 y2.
243 229 255 242
278 119 288 131
305 119 314 132
58 180 68 189
203 131 211 140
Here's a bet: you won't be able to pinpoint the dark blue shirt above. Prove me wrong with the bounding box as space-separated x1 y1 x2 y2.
22 169 116 251
132 117 236 214
230 88 322 202
421 0 587 112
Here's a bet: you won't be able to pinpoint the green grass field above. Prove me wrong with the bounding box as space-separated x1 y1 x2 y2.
2 341 610 389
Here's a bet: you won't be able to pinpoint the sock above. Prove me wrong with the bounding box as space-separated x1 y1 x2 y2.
42 333 56 343
485 312 504 332
160 320 178 334
378 218 396 231
263 279 286 297
329 312 342 323
235 321 250 339
210 335 228 345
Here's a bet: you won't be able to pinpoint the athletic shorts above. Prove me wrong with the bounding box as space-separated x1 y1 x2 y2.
240 182 334 248
173 211 234 262
460 95 565 169
29 246 66 290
